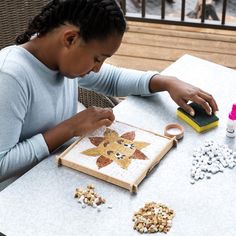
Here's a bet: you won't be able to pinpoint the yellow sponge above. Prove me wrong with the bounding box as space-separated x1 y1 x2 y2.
177 102 219 133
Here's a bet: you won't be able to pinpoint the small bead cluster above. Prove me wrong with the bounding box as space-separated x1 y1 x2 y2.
190 140 236 184
74 184 106 211
133 202 175 234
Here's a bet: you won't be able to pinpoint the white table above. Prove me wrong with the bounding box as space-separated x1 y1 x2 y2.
0 55 236 236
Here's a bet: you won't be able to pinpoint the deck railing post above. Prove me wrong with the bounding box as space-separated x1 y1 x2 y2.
201 0 206 23
181 0 186 21
222 0 227 25
142 0 146 18
161 0 165 19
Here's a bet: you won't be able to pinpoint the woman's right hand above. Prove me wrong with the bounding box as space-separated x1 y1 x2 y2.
66 106 115 137
43 106 115 153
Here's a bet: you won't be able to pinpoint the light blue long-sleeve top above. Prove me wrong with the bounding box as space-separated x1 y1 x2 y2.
0 45 158 181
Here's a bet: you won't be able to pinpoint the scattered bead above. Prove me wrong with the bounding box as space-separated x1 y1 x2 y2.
97 205 101 212
74 184 106 210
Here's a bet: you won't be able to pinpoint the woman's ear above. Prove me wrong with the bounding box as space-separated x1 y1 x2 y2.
63 28 80 48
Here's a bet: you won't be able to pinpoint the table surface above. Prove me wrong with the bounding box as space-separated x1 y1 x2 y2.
1 55 236 236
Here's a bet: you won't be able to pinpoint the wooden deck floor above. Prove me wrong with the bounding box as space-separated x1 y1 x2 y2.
107 21 236 72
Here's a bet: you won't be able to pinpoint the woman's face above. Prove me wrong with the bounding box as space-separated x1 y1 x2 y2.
58 33 123 78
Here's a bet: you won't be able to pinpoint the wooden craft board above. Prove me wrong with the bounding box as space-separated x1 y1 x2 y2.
57 121 176 193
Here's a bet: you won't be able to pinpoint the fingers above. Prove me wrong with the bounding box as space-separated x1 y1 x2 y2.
87 106 115 130
198 90 219 113
192 95 212 115
178 99 195 116
96 107 115 122
85 106 114 121
189 90 218 115
96 118 113 129
179 90 219 116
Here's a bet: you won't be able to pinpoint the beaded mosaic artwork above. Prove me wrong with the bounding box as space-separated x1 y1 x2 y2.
57 121 175 192
82 128 150 169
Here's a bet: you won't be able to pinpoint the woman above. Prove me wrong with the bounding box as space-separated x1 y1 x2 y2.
0 0 218 181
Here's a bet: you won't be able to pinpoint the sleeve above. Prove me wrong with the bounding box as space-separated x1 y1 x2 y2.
0 73 49 181
77 63 159 97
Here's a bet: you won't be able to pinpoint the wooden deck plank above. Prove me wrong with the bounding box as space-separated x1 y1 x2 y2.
128 21 236 36
116 43 236 69
107 21 236 72
128 26 236 43
122 33 236 55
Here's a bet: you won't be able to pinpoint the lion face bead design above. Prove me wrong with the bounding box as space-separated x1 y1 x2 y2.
82 128 150 169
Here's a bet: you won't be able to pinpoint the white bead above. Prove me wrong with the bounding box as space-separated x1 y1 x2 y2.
211 167 219 174
190 179 195 184
207 160 212 165
222 161 228 168
192 160 198 166
209 153 214 158
228 162 235 168
194 175 200 181
107 204 113 209
78 196 84 203
206 173 211 179
204 141 209 147
199 172 205 179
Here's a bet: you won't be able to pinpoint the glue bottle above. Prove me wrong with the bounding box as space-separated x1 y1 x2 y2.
226 104 236 138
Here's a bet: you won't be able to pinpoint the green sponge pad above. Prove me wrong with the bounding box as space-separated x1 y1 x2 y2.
177 102 219 133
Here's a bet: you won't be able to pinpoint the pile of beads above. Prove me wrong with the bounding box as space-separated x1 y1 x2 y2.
74 184 106 211
190 140 236 184
133 202 175 234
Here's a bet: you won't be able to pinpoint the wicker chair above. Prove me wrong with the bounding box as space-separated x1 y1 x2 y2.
0 0 120 108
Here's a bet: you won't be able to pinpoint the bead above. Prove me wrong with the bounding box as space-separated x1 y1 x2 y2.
97 205 101 212
206 173 211 179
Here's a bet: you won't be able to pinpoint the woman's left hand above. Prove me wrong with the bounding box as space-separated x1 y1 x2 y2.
149 75 218 116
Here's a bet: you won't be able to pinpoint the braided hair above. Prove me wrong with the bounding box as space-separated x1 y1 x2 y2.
16 0 126 44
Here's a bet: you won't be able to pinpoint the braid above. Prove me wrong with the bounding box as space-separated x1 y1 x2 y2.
16 0 126 45
16 0 60 44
